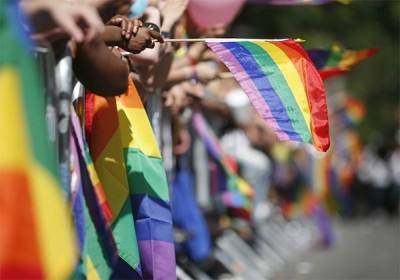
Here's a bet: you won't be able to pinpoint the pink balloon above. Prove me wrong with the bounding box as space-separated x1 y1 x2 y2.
188 0 245 30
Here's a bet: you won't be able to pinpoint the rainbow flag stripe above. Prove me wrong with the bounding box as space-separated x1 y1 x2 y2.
207 39 330 152
71 109 119 279
0 1 76 278
308 46 378 79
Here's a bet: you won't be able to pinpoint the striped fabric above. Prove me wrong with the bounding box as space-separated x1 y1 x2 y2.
207 39 330 152
308 45 378 79
85 79 175 279
71 109 118 279
0 1 76 278
192 112 253 217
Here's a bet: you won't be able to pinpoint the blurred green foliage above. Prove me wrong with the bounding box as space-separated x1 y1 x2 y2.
231 0 399 144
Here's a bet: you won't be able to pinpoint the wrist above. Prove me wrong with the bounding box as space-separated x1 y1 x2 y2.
161 20 174 33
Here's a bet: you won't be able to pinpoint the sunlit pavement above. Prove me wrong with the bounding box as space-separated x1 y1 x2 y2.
276 215 400 280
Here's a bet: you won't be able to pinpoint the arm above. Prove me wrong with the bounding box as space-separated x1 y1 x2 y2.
72 35 129 96
20 0 103 43
102 25 163 53
130 7 162 65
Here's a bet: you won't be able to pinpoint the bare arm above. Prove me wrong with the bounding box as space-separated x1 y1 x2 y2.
72 35 129 96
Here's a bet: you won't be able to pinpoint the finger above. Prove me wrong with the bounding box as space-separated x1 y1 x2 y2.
149 29 163 43
55 14 84 42
121 19 127 36
126 20 133 39
132 19 141 35
110 17 122 25
80 8 104 42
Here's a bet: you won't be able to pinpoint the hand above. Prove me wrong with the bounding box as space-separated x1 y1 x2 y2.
201 49 220 62
126 26 163 53
186 42 207 63
160 0 189 31
81 0 113 8
31 27 69 43
163 83 188 115
195 61 219 83
107 15 142 40
181 82 204 108
21 0 104 43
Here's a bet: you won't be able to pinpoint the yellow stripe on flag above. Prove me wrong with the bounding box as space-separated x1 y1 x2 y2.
117 104 162 159
257 41 312 135
0 67 76 279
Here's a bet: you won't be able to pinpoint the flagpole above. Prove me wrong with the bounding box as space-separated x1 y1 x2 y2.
163 38 305 43
121 38 305 55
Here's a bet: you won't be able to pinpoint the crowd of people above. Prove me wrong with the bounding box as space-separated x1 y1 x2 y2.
1 0 399 279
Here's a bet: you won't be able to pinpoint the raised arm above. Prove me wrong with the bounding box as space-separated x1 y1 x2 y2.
72 34 129 96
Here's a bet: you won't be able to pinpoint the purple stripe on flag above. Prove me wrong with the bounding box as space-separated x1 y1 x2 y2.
307 49 331 69
130 194 174 243
207 42 290 141
192 113 223 161
221 191 245 208
138 240 176 280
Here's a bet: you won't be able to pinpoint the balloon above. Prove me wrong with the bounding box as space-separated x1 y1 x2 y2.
187 0 245 30
130 0 148 17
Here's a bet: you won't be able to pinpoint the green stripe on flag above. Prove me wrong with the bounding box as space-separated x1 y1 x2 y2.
240 41 311 143
111 200 140 269
0 7 58 177
124 148 170 202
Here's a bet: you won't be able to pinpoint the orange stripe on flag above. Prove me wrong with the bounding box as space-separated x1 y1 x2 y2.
0 169 43 279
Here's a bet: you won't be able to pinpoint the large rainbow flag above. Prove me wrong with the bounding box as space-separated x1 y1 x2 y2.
85 79 175 279
308 45 378 79
207 39 330 152
0 1 76 278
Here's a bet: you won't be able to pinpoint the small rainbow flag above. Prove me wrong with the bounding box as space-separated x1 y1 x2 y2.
336 96 366 127
192 112 253 218
308 45 378 79
207 39 330 152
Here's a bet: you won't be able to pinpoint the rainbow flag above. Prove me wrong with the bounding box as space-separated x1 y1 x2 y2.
192 112 253 217
248 0 350 5
85 79 175 279
308 45 378 79
0 1 76 278
207 39 330 152
338 96 366 126
70 109 119 279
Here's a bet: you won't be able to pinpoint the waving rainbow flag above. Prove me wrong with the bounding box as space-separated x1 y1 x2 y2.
207 39 330 152
308 45 378 79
